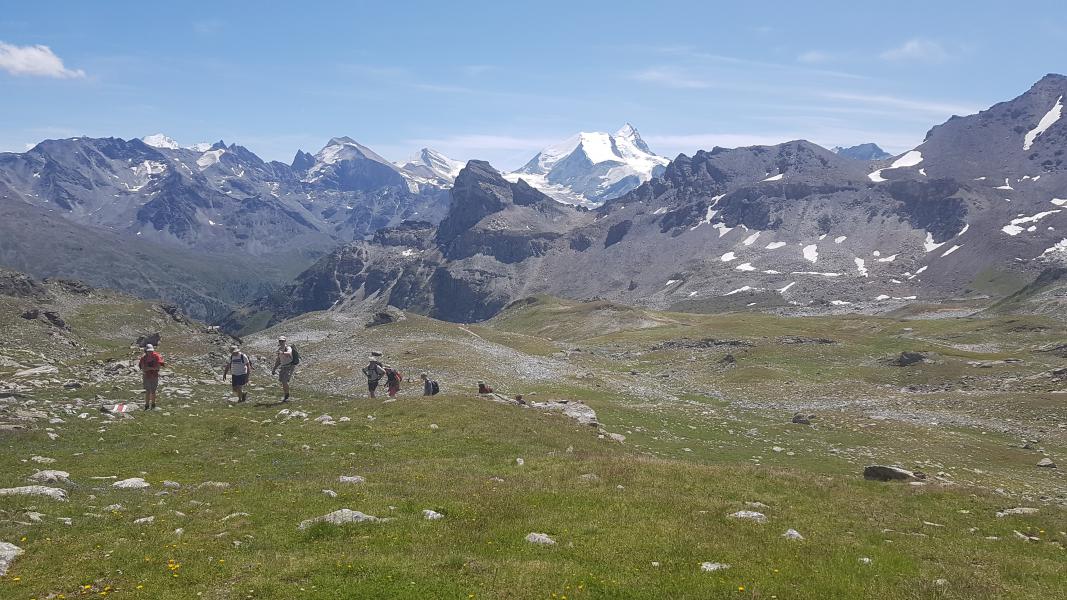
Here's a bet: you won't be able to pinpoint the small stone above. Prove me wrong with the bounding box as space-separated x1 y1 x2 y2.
525 532 555 545
134 516 155 525
30 456 56 464
429 423 439 431
700 562 730 572
728 511 767 523
422 509 444 520
579 473 600 482
104 504 124 512
863 465 923 482
935 579 949 587
162 480 181 489
782 528 804 540
198 481 231 489
515 458 525 466
322 489 337 498
1037 458 1056 468
859 557 872 564
339 475 366 484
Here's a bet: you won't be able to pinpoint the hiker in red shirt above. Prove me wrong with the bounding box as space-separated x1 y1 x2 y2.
138 344 165 410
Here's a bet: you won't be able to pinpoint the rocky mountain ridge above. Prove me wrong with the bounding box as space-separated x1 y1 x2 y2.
225 75 1067 331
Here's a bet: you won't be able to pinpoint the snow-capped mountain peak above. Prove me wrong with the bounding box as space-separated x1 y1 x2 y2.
142 133 180 150
314 136 393 167
398 148 464 182
507 124 669 205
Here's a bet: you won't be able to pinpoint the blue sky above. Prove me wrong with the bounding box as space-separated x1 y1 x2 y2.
2 1 1065 169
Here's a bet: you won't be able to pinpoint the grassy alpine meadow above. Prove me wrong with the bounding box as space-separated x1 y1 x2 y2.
1 293 1065 599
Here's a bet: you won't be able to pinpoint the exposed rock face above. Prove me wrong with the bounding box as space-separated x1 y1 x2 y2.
0 542 23 577
0 269 53 301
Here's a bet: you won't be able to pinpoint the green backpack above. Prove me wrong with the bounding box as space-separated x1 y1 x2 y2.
290 345 301 366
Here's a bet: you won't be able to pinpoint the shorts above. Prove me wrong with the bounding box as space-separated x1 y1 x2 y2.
143 376 159 392
368 378 380 392
232 373 249 387
278 365 296 383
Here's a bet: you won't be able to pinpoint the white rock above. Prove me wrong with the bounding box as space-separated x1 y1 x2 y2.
113 477 150 490
198 481 230 490
298 509 384 530
30 456 56 464
422 509 444 520
996 507 1039 517
14 365 58 377
728 510 767 523
339 475 366 484
701 562 730 572
338 416 351 422
28 470 70 484
0 485 68 501
221 512 249 522
608 432 626 443
0 542 24 576
174 528 184 536
429 423 439 431
525 532 555 545
103 504 124 512
314 414 334 424
322 489 338 498
782 528 805 540
134 516 155 525
859 557 872 564
515 458 525 466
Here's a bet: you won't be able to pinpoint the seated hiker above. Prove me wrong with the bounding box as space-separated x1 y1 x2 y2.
421 372 440 396
478 380 493 394
222 345 254 403
361 352 386 398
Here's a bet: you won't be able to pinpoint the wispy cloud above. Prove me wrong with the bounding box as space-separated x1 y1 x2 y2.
0 42 84 78
797 50 832 64
629 67 711 89
880 39 951 62
820 91 979 116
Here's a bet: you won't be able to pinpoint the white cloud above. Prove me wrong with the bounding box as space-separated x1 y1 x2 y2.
797 50 832 64
880 39 951 62
0 42 84 78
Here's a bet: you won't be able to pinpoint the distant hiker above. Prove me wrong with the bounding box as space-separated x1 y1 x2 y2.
272 335 298 402
222 345 254 403
137 344 164 410
384 365 403 397
361 352 386 398
421 372 440 396
478 380 493 394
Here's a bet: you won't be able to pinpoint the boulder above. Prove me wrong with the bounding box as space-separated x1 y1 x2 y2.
525 532 556 545
0 485 68 501
28 470 70 484
135 332 162 348
887 351 928 367
113 477 150 490
298 509 384 530
791 413 814 425
863 465 924 482
0 541 23 577
1037 458 1056 468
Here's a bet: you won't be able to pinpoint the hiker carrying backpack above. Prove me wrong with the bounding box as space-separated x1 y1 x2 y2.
385 367 402 398
421 372 440 396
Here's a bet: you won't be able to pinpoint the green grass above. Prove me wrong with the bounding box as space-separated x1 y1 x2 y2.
2 292 1066 599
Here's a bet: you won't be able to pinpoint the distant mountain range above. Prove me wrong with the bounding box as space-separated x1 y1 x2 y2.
4 75 1067 329
224 74 1067 332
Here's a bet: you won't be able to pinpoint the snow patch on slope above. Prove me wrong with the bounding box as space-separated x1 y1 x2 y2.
1023 95 1063 150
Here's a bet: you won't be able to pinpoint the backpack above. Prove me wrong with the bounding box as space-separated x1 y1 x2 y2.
386 369 402 385
289 345 301 366
144 353 161 370
430 380 440 395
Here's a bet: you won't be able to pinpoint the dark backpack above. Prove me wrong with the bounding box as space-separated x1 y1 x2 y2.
289 345 301 366
430 380 440 395
386 369 402 385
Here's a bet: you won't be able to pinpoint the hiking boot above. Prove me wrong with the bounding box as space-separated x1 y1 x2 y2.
239 392 247 403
